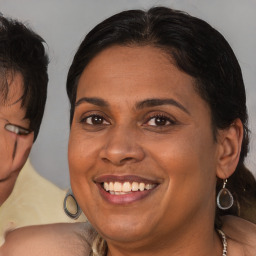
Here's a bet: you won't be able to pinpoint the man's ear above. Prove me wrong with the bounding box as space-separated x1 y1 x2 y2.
11 132 34 173
216 119 243 179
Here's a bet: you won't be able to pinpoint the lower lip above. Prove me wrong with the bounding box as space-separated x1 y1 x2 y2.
96 183 157 204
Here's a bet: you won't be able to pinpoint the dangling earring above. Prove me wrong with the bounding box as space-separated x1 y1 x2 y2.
63 189 82 219
217 179 234 210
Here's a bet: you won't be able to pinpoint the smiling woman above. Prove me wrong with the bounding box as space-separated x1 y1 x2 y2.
65 6 256 256
3 6 256 256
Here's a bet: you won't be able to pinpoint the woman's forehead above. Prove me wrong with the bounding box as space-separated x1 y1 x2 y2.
77 45 194 96
74 45 211 119
83 45 174 73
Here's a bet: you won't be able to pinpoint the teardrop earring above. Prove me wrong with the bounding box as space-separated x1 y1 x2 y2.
217 179 234 210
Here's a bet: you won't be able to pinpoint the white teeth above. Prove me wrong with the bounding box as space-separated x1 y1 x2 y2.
132 182 139 191
102 181 156 194
123 182 131 192
103 183 109 191
114 182 122 191
115 191 126 195
139 183 145 191
109 191 128 195
145 184 154 190
109 182 114 191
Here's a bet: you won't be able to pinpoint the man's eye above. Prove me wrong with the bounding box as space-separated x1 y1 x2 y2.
146 115 173 126
82 115 109 125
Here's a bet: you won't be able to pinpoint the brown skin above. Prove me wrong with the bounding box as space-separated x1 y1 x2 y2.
68 46 243 256
0 46 251 256
222 215 256 256
0 223 92 256
0 72 34 205
1 217 255 256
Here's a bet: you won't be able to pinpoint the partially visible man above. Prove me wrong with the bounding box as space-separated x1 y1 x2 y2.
0 14 47 205
0 15 86 246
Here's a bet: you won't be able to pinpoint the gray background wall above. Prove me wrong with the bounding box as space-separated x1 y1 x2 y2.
1 0 255 189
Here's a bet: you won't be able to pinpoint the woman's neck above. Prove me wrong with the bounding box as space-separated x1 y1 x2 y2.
106 225 223 256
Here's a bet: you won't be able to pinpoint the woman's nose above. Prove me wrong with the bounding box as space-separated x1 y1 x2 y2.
99 126 145 166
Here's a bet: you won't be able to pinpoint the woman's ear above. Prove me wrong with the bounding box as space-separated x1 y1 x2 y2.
216 119 243 179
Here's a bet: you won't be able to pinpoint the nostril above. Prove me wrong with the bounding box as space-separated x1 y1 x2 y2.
101 156 138 166
120 157 134 164
102 157 110 163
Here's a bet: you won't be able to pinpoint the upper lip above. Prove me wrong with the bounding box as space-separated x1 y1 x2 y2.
94 175 160 184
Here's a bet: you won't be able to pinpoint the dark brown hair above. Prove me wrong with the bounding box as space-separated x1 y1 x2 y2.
0 15 48 141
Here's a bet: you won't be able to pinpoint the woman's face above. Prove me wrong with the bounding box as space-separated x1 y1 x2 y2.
69 46 220 245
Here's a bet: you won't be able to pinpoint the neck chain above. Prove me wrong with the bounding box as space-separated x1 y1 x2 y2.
217 229 227 256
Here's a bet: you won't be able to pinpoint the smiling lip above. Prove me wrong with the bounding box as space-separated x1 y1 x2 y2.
95 175 159 204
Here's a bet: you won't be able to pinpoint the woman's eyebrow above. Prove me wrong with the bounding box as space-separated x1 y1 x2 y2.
75 97 190 115
136 98 190 115
75 97 109 108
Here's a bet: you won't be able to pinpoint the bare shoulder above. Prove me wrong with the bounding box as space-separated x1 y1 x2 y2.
222 215 256 256
0 222 94 256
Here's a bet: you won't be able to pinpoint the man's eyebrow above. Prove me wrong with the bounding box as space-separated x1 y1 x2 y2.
136 98 190 115
75 97 109 108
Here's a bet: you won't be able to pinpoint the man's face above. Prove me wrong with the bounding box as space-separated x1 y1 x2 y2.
0 72 33 205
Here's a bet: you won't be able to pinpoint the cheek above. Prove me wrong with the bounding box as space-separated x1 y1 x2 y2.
68 134 91 211
68 129 100 198
145 132 217 224
68 131 90 178
147 126 217 190
0 133 15 177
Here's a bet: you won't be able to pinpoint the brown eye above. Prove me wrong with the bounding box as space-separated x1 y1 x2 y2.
147 115 172 126
91 115 103 125
82 115 109 125
155 116 169 126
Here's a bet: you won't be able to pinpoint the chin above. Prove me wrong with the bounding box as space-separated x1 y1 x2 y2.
90 213 154 243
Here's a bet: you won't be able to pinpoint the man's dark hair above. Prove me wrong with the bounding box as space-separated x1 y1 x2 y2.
66 7 256 226
0 15 48 141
